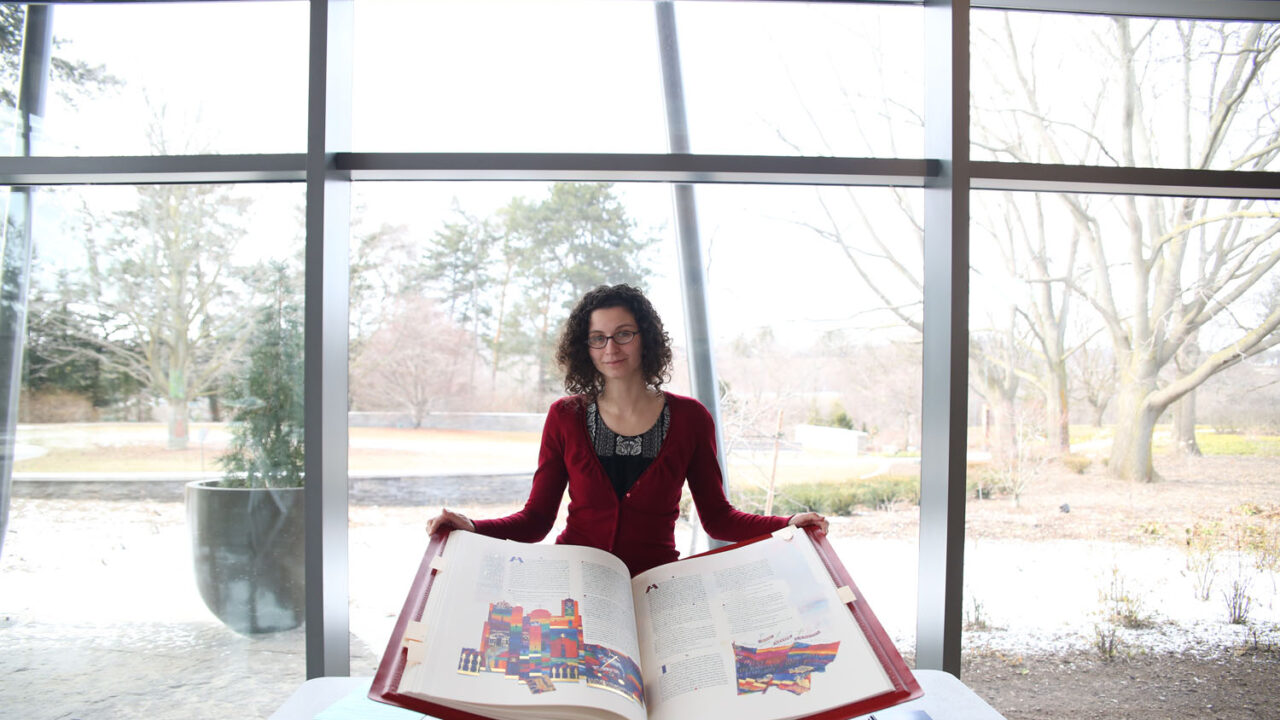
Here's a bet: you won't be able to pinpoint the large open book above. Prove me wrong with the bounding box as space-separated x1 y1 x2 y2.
370 526 921 720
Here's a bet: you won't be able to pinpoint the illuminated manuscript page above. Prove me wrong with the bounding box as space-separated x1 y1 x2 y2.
631 531 893 720
401 532 647 720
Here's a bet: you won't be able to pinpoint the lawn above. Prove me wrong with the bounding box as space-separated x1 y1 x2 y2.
1193 430 1280 457
14 422 906 484
13 423 541 475
16 422 1280 484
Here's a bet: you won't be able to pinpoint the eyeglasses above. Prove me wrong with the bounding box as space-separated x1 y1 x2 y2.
586 330 638 349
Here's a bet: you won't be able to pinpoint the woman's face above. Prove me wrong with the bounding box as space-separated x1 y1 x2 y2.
587 306 643 385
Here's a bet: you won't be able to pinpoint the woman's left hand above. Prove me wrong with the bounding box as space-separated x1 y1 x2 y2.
788 511 828 536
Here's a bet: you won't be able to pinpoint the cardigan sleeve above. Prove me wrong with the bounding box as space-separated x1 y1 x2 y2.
682 399 790 542
472 400 571 543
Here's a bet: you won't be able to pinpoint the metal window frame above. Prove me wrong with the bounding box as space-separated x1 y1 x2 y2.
0 0 1274 683
304 0 352 679
918 0 969 676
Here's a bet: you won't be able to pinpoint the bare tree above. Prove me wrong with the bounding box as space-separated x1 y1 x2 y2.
45 180 255 449
1077 22 1280 481
350 296 472 426
1068 335 1119 429
973 191 1081 455
973 17 1280 481
778 32 1076 464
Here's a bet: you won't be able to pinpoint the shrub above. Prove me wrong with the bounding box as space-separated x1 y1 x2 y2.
217 265 305 489
1061 454 1092 474
964 595 990 631
1223 579 1252 624
1184 523 1219 602
1241 627 1278 656
730 476 918 517
860 477 920 510
17 388 96 423
808 401 855 430
1093 623 1121 661
1100 565 1153 629
1237 521 1280 573
967 465 1002 500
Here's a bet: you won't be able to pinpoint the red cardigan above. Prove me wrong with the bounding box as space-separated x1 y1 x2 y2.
473 392 790 576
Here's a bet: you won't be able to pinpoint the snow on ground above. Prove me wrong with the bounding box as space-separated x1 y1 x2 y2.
343 514 1280 672
4 493 1277 687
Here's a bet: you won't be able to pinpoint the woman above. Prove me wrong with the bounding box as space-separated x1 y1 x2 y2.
427 284 827 576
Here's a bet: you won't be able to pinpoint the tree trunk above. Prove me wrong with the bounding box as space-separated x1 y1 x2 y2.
168 394 189 450
490 264 513 393
1174 389 1201 456
1108 381 1160 482
1046 359 1071 456
1173 337 1202 456
537 285 554 394
988 393 1018 464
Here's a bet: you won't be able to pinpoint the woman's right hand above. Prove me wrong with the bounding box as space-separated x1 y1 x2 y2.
426 508 476 536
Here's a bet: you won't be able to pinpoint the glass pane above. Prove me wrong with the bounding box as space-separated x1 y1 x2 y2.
971 11 1280 171
15 2 308 156
2 182 307 718
675 2 923 157
353 0 668 153
346 182 924 667
965 189 1280 702
0 6 23 148
700 185 924 651
346 180 686 672
353 1 921 157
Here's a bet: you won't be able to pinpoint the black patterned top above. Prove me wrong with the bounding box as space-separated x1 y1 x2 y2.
587 400 670 498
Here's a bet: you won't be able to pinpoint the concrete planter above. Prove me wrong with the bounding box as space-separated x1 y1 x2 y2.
185 479 304 634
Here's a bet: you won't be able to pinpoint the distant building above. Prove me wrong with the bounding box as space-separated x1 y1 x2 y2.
793 424 868 455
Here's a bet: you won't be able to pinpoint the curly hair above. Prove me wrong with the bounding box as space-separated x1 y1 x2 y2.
556 284 673 397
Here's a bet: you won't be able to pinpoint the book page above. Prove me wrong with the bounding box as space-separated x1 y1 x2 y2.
631 531 894 720
399 532 647 720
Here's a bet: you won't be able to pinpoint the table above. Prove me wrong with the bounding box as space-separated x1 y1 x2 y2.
270 670 1007 720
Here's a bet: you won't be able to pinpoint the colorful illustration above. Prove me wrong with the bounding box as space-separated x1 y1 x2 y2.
732 639 841 695
458 598 645 706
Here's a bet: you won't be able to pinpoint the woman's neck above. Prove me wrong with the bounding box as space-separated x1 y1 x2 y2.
597 377 659 412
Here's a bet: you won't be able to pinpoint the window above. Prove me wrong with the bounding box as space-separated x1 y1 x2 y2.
344 180 685 673
674 2 922 156
966 187 1280 658
20 1 308 156
972 11 1280 171
6 182 306 716
1 2 1277 718
353 0 667 153
699 184 925 646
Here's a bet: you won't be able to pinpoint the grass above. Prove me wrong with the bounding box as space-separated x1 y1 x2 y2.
1137 425 1280 457
1194 432 1280 457
1069 425 1113 445
16 422 904 481
14 423 541 474
14 445 222 473
17 421 1280 481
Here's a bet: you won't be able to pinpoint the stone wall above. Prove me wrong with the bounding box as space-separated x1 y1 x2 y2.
347 411 545 433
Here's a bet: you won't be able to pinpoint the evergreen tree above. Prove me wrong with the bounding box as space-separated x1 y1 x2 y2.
217 264 304 489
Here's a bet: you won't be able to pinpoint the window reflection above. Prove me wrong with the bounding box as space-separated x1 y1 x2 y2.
972 12 1280 171
965 189 1280 660
4 183 306 718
